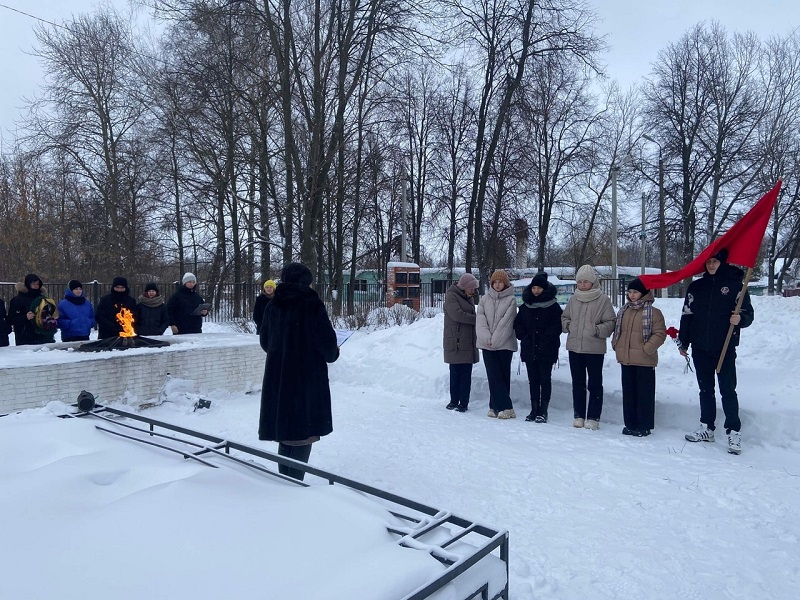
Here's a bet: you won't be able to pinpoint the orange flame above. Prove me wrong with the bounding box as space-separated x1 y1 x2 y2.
116 307 136 337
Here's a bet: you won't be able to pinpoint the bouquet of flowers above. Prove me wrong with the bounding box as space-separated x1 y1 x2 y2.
665 326 692 373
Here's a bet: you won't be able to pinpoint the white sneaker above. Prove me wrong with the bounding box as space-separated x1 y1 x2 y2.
497 409 516 419
584 419 599 430
487 409 498 418
727 431 742 455
573 418 585 428
685 425 715 443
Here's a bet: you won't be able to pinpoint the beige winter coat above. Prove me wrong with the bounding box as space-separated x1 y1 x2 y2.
443 284 480 364
476 285 518 352
612 292 667 367
561 285 616 354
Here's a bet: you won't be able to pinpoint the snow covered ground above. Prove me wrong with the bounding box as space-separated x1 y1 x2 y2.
3 296 800 599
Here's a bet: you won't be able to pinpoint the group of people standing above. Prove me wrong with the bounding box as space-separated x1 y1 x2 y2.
442 251 752 454
0 272 208 346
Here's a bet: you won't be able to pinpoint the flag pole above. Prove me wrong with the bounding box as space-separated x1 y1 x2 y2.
716 267 753 373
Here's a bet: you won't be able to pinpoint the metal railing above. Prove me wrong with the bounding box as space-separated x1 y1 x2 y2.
61 404 510 600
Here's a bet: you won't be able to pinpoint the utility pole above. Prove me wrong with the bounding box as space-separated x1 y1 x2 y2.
611 165 619 283
400 165 407 262
641 191 647 275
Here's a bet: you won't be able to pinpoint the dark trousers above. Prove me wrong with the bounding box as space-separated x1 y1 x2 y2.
692 347 740 432
482 349 513 411
621 364 656 430
62 335 90 342
449 363 473 407
525 360 553 417
277 443 313 481
569 351 605 420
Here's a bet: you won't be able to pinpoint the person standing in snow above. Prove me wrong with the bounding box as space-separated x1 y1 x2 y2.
167 273 208 335
561 264 616 430
679 248 753 455
57 280 96 342
514 272 563 423
476 270 518 419
611 278 666 437
258 262 339 481
96 277 137 338
0 298 11 346
136 283 169 336
9 274 58 345
252 279 276 333
443 273 480 412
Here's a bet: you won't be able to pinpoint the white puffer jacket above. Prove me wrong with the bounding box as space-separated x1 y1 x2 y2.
476 285 518 352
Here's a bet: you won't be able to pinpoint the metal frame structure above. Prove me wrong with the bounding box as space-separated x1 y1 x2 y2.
62 404 510 600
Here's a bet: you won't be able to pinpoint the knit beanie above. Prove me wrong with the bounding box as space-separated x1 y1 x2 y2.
456 273 479 291
112 276 129 290
263 279 276 291
145 282 160 295
68 279 83 292
710 248 729 263
575 264 598 284
531 272 548 289
489 269 511 289
182 272 197 285
281 262 313 287
627 277 648 295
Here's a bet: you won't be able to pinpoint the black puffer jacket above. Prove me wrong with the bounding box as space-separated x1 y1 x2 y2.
513 282 563 364
136 297 169 336
166 285 205 334
258 283 339 442
96 290 138 339
8 275 49 345
678 264 754 354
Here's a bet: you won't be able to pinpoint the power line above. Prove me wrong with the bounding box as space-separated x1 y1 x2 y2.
0 2 67 29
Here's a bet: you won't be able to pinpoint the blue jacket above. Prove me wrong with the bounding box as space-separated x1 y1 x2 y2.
57 290 96 339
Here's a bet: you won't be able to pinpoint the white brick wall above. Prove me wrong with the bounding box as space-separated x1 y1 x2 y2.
0 335 265 414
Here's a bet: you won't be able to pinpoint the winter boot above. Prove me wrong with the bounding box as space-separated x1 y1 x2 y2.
634 429 651 437
622 426 635 435
534 415 547 423
685 424 715 443
538 402 549 423
455 405 468 413
497 409 516 419
446 402 458 410
727 431 742 455
525 413 536 422
584 419 599 430
487 409 498 418
573 418 585 428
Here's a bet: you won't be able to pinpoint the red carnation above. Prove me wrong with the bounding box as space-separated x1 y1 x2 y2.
665 326 692 373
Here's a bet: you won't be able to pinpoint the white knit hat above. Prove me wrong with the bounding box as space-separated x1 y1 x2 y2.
182 272 197 284
575 264 598 284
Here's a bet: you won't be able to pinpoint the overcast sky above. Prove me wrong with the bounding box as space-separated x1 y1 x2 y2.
0 0 796 143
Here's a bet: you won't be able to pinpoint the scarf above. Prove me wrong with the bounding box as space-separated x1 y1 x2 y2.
614 298 653 345
524 298 557 309
573 287 602 302
138 295 165 308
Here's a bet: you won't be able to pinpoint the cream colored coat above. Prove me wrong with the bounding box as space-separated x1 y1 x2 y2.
612 292 667 367
561 285 616 354
476 285 518 352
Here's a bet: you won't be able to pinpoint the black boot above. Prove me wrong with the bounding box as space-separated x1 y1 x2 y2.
538 401 549 423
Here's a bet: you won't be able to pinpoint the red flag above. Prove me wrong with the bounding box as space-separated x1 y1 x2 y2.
639 181 782 290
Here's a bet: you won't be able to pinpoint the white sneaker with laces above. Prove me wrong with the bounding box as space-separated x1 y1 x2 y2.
573 418 585 428
685 425 715 443
727 431 742 455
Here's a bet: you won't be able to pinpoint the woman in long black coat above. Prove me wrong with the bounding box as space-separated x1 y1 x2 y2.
258 262 339 481
513 273 563 423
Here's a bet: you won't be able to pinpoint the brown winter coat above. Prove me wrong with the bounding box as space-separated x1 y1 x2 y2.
561 285 616 354
612 292 667 367
443 284 479 364
476 285 518 352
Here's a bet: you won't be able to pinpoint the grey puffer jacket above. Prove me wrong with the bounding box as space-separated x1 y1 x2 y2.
476 285 518 352
443 284 479 364
561 284 616 355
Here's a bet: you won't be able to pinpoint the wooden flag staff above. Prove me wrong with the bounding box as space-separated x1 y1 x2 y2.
716 267 753 373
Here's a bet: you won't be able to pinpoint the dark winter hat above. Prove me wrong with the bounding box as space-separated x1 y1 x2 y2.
111 276 129 290
710 247 729 263
457 272 479 291
68 279 83 292
627 277 649 295
24 273 43 288
145 282 160 294
281 262 313 287
531 272 548 289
